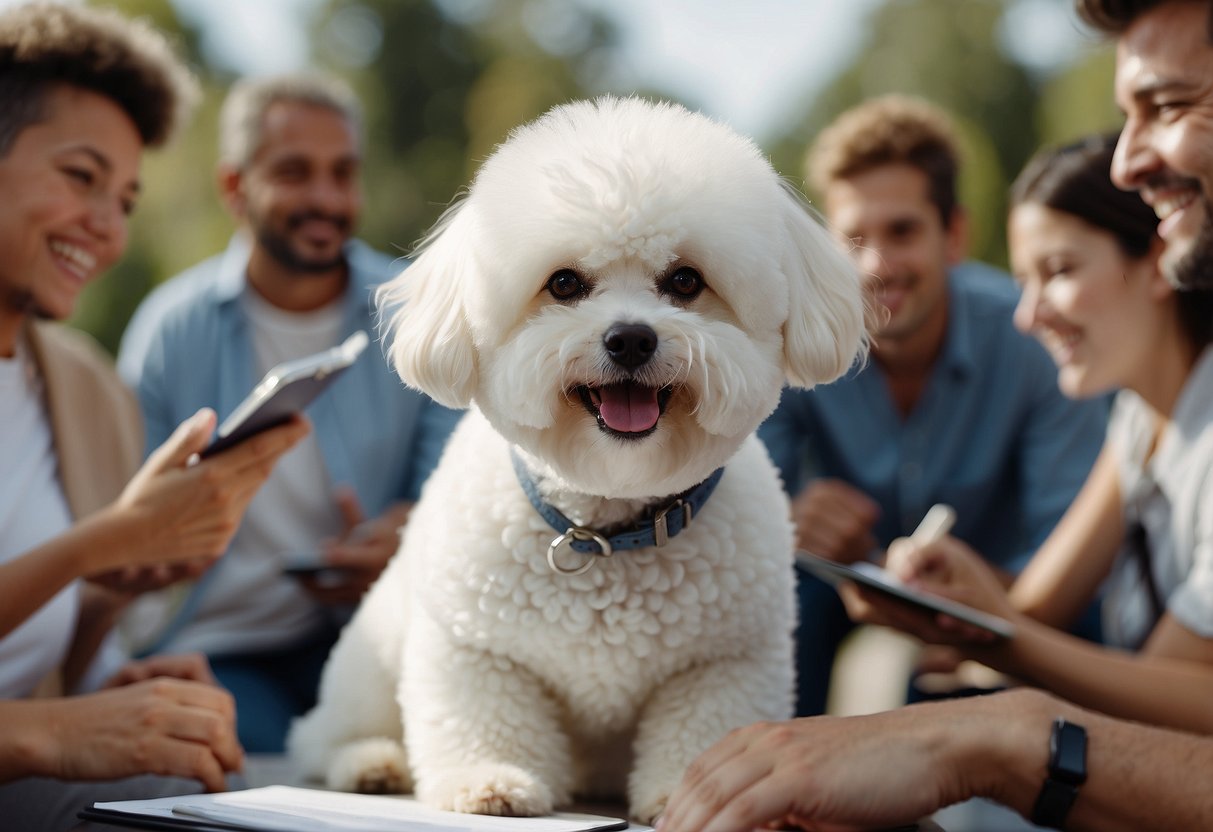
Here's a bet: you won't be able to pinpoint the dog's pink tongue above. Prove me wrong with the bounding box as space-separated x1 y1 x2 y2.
597 382 660 432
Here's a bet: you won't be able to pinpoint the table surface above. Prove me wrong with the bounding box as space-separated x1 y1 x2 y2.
71 757 946 832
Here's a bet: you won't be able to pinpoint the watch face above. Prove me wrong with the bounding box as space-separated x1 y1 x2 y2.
1052 719 1088 784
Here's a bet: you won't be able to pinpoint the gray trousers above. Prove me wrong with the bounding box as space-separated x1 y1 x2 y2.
0 772 245 831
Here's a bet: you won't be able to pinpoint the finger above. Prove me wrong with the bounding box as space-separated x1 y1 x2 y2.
665 728 765 831
152 736 230 792
333 485 366 534
677 763 797 832
161 705 244 772
325 540 393 569
150 678 237 725
154 654 216 685
208 417 309 476
146 409 216 474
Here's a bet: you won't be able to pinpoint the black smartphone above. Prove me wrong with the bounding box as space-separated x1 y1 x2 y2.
201 330 369 458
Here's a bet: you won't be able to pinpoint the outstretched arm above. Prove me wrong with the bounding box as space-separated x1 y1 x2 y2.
659 688 1213 832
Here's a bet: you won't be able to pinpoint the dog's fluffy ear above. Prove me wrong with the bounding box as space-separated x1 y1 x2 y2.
377 201 478 408
778 182 869 389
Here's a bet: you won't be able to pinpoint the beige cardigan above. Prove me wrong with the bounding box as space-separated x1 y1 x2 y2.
26 320 143 521
23 321 144 696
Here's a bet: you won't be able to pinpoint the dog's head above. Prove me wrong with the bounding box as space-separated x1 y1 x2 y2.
380 97 866 498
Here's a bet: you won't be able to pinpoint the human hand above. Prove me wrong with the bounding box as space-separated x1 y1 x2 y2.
36 678 242 792
791 479 880 564
102 653 216 689
839 535 1013 646
95 408 308 578
298 488 411 606
658 708 969 832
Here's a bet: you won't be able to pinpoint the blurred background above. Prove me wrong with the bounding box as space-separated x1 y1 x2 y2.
12 0 1121 354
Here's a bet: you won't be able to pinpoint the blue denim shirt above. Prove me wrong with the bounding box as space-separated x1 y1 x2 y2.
759 263 1107 573
118 234 462 517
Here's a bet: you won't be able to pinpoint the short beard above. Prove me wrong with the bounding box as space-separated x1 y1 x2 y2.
255 226 346 275
250 208 352 276
1165 196 1213 290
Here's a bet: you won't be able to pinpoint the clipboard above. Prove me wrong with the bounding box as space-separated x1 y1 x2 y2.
795 550 1015 639
79 785 632 832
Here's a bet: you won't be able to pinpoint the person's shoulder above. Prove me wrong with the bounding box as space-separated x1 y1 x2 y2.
348 239 410 288
30 320 116 375
951 261 1020 312
140 251 232 314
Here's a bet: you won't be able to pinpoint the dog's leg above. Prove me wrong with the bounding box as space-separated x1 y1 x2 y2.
286 608 410 793
404 618 574 816
627 646 795 824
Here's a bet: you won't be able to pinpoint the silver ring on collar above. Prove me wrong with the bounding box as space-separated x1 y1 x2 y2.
547 527 613 576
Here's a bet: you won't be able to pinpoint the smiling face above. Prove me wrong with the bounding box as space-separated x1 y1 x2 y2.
227 100 361 276
0 85 142 354
824 163 961 353
1010 202 1168 398
1112 0 1213 288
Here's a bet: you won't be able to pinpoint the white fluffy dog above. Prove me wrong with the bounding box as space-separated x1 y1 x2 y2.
288 96 865 823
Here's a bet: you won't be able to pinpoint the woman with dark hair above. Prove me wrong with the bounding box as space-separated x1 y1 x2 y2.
840 133 1213 735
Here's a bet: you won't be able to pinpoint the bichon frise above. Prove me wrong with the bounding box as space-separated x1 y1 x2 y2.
287 96 866 823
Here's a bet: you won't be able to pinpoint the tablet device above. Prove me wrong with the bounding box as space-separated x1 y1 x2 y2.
201 330 369 458
795 550 1015 639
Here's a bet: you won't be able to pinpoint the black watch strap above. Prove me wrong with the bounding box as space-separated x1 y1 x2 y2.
1031 717 1088 829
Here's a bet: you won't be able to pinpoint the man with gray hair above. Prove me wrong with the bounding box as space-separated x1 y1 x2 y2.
118 73 460 752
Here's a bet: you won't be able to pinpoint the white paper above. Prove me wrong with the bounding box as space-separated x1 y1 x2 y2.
92 785 633 832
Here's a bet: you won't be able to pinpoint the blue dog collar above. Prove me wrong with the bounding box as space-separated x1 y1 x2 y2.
509 449 724 575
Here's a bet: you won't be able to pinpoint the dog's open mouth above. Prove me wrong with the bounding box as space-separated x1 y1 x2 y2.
577 382 673 439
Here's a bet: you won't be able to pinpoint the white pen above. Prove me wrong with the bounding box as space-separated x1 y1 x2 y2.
910 503 956 545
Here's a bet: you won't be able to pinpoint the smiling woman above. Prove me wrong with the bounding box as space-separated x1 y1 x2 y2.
837 134 1213 740
0 5 308 831
0 86 142 332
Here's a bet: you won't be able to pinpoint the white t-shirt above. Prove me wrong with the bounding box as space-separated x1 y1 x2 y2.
0 342 77 698
1103 347 1213 649
162 289 346 655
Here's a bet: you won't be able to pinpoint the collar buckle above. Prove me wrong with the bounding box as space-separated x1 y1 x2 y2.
653 499 693 547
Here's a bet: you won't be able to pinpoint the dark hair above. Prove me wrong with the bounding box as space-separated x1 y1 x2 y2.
1012 133 1213 349
0 2 198 156
807 95 960 229
1075 0 1213 40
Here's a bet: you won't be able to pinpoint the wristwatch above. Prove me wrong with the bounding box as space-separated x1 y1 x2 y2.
1030 717 1087 829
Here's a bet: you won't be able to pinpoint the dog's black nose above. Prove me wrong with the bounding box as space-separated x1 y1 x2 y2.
603 323 657 369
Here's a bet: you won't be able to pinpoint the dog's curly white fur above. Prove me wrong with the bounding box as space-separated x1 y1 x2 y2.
287 97 866 822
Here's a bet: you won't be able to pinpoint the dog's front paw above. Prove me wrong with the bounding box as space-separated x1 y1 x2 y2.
419 763 554 816
327 738 412 794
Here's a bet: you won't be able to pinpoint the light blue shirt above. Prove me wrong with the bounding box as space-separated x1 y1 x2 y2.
759 263 1107 572
118 234 461 521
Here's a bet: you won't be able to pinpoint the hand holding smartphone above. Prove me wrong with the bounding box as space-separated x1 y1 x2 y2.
201 331 369 458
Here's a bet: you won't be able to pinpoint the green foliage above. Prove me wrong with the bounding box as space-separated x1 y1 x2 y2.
768 0 1119 271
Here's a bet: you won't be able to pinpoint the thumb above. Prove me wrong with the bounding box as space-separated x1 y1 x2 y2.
147 408 216 472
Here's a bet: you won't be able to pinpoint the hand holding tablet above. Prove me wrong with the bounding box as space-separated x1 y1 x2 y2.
795 504 1015 639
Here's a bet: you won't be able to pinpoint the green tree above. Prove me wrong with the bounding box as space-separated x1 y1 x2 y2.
769 0 1039 267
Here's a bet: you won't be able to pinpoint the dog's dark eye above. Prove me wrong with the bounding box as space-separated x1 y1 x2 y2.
661 267 705 300
547 269 587 301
